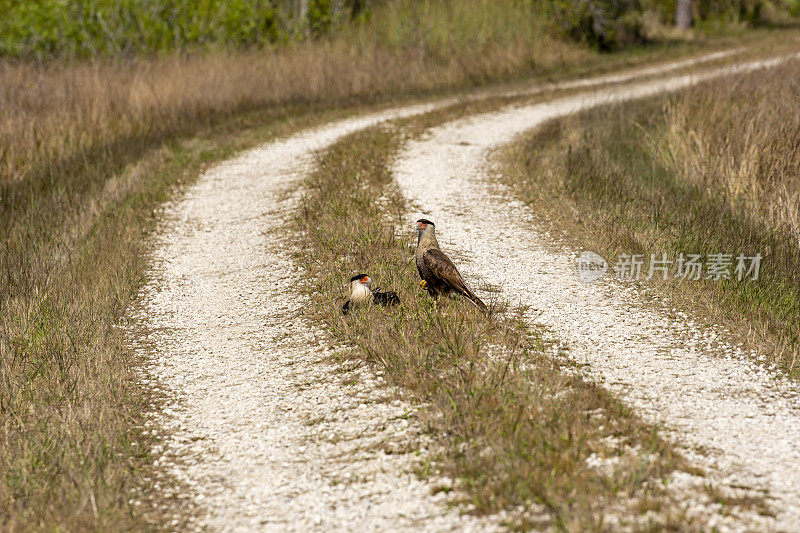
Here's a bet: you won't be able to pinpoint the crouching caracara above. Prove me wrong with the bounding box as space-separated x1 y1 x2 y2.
341 274 400 315
414 219 488 313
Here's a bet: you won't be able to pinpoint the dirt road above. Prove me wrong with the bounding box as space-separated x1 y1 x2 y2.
130 51 800 530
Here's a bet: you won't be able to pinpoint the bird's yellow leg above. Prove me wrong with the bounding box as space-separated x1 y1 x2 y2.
419 279 427 289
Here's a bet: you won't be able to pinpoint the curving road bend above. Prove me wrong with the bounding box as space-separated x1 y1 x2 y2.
125 49 796 530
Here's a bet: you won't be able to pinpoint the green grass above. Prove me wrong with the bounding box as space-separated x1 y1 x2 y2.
292 102 718 530
500 60 800 377
0 0 289 58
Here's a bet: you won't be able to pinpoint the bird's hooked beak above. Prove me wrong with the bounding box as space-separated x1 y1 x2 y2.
361 276 371 284
414 222 422 247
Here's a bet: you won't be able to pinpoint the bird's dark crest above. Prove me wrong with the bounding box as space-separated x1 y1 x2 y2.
417 218 435 227
350 273 369 282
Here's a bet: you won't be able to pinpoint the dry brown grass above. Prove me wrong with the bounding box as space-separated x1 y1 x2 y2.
0 35 593 187
292 104 724 530
500 59 800 377
659 59 800 369
661 63 800 253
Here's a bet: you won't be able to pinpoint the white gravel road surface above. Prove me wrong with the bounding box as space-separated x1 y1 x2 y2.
394 55 800 531
129 104 503 531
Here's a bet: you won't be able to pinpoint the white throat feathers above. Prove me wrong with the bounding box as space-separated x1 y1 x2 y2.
350 279 372 303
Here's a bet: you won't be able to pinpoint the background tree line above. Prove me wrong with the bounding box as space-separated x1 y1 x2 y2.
0 0 796 59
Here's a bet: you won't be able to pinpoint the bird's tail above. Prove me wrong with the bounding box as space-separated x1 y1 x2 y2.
461 287 488 314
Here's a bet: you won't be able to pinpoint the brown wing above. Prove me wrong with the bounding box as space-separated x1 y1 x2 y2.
423 249 468 293
423 249 488 312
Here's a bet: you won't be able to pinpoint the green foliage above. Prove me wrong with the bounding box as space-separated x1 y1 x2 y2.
308 0 334 36
0 0 286 58
647 0 798 25
550 0 647 51
0 0 631 59
0 0 796 60
346 0 370 19
344 0 552 66
697 0 766 23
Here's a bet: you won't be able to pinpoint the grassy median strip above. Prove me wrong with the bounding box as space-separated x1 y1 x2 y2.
500 60 800 378
293 105 718 530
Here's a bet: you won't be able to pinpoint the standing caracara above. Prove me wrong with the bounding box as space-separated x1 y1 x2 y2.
341 274 400 315
414 219 487 313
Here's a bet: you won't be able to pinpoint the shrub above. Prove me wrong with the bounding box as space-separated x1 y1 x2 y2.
550 0 647 51
0 0 286 58
308 0 334 36
697 0 764 23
